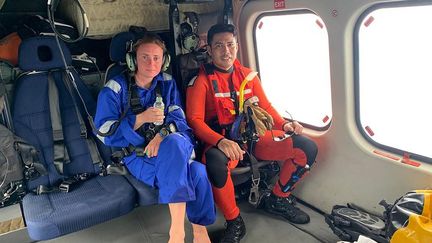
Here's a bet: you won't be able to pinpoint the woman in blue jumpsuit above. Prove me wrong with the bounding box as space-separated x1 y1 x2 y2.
94 33 215 243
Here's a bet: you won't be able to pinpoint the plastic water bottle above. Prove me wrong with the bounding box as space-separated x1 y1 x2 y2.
153 96 164 125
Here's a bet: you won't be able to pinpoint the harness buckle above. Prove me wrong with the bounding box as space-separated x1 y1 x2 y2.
122 147 132 157
134 147 145 157
59 179 73 193
248 176 261 208
79 124 87 138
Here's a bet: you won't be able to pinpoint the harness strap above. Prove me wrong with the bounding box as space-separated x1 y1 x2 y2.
15 141 47 180
61 71 105 174
112 122 176 162
48 72 70 174
61 72 87 138
227 74 238 114
34 173 94 195
244 140 261 208
129 79 162 115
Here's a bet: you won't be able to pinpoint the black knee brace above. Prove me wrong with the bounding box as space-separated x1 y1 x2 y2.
278 135 318 193
292 135 318 167
278 164 310 193
205 147 229 188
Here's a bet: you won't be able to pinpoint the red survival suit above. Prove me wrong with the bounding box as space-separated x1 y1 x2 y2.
186 59 314 220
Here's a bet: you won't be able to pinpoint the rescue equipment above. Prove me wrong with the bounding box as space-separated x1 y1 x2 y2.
384 190 432 243
326 204 387 243
229 71 257 141
242 96 274 137
228 71 273 140
326 190 432 243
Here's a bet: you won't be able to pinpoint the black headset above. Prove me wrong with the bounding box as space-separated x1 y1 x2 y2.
125 34 171 73
180 12 200 52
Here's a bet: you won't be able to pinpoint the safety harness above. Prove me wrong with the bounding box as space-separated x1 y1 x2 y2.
109 73 176 162
29 70 106 195
2 68 106 196
203 63 264 207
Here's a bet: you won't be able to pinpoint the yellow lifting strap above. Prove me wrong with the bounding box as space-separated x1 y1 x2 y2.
239 71 258 113
390 190 432 243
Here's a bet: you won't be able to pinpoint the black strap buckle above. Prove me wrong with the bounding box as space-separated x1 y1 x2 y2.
134 147 145 156
122 146 132 157
59 178 78 193
80 124 87 138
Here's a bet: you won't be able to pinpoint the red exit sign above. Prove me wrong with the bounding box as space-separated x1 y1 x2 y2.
274 0 285 9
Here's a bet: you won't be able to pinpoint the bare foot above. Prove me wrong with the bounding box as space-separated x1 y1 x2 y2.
168 235 185 243
168 230 185 243
192 224 211 243
193 232 211 243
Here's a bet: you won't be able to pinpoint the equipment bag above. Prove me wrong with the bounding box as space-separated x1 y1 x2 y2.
326 190 432 243
383 190 432 243
325 204 388 243
0 124 25 208
0 32 21 66
0 59 23 112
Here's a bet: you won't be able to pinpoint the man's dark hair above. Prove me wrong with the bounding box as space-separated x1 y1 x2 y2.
207 24 237 45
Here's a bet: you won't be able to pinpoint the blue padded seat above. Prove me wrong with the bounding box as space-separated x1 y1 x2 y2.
104 31 135 83
106 31 159 206
13 36 136 240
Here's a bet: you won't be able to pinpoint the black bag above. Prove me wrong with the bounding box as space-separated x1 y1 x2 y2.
0 59 23 114
0 122 48 207
0 124 26 207
325 204 388 243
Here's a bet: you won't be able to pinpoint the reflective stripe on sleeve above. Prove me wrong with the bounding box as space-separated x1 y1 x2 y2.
168 105 186 118
96 120 117 143
105 80 121 93
163 73 173 81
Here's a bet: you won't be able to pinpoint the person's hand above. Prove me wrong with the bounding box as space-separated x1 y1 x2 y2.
144 134 163 157
217 138 245 161
283 121 303 135
134 107 165 130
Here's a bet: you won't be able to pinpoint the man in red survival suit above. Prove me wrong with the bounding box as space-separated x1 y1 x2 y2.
186 24 318 243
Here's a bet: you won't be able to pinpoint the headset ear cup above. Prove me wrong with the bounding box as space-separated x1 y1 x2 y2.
125 52 136 72
161 53 170 72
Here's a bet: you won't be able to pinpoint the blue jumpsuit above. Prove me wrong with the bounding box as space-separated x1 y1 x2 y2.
94 73 216 226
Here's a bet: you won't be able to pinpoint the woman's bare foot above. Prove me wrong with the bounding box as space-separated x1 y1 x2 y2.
192 224 211 243
168 230 185 243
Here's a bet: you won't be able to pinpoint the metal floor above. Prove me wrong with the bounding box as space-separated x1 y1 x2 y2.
0 198 340 243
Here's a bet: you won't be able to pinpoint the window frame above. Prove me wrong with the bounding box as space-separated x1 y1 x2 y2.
253 9 332 132
354 0 432 163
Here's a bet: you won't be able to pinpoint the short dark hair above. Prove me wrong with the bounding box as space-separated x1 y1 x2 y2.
207 24 237 45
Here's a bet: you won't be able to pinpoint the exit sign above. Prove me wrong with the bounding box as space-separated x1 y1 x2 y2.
274 0 285 9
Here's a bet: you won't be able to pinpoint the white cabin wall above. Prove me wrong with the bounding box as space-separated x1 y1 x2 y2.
237 0 432 214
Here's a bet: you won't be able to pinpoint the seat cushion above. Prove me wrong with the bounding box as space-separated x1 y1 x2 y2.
125 175 158 206
22 175 136 241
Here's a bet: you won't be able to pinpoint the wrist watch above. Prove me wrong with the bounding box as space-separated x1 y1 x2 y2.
159 128 170 138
